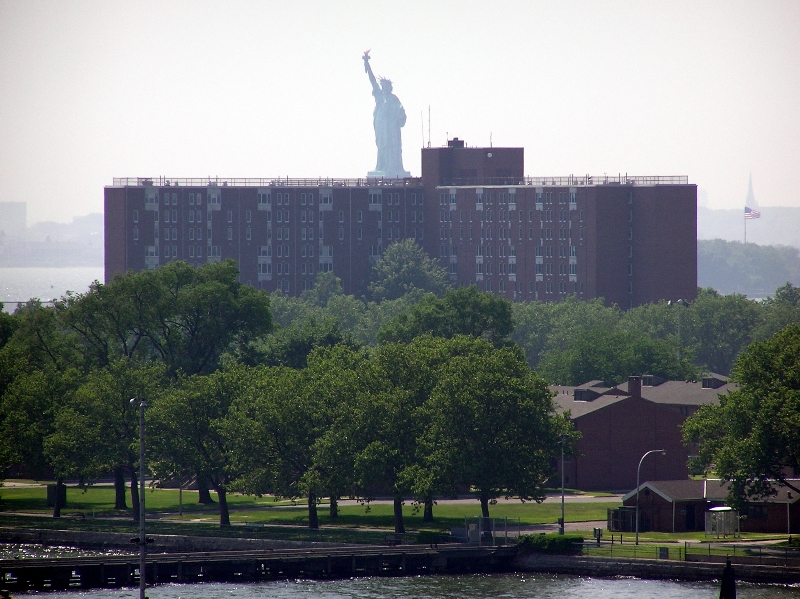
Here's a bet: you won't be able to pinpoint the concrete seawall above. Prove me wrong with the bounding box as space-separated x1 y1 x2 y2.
513 553 800 585
0 527 341 552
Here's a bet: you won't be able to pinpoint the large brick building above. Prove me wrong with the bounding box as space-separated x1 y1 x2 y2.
551 374 734 492
105 140 697 307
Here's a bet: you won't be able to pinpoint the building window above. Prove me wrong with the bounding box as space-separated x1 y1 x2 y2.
189 212 194 223
357 227 362 240
227 211 233 223
246 210 252 223
339 228 344 240
132 228 138 241
339 211 344 223
189 229 194 240
227 227 233 241
246 228 251 241
171 228 177 241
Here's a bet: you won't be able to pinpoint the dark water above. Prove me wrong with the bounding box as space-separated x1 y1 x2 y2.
41 573 800 598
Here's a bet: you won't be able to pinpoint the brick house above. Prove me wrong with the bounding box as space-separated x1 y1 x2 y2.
552 374 734 492
617 479 800 534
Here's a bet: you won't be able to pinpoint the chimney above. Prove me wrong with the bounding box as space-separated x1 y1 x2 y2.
628 376 642 399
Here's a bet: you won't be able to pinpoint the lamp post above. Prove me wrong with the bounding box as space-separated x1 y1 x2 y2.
635 449 665 545
560 435 566 535
667 299 689 359
131 398 147 599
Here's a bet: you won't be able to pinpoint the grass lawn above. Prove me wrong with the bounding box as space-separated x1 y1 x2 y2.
222 500 621 531
0 485 292 514
0 484 619 532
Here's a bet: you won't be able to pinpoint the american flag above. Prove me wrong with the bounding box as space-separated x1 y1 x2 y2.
745 206 761 219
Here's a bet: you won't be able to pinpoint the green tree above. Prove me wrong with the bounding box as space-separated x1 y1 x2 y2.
225 365 331 528
239 316 358 369
62 260 273 376
536 328 697 386
148 366 251 526
300 271 345 307
378 286 512 346
511 297 620 367
0 367 82 517
50 360 168 517
683 323 800 502
751 282 800 342
684 289 760 375
368 239 449 302
348 337 462 532
423 341 574 517
0 304 17 351
305 346 374 519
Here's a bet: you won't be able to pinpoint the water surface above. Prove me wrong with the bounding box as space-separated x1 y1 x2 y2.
41 573 800 599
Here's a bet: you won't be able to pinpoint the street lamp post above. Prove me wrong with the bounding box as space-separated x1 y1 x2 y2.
560 436 565 535
131 398 147 599
635 449 665 545
668 299 689 359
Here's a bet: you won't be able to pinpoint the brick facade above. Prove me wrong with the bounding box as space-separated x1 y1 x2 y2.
105 141 697 307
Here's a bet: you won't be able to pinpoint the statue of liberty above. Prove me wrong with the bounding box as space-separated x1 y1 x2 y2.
363 51 410 179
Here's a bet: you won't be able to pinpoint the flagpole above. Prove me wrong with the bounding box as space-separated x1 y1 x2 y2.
744 213 747 244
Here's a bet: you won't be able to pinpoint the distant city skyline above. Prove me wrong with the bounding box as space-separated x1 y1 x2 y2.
1 0 799 224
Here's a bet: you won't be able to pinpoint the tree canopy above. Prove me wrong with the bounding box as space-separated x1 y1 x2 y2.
368 239 450 301
682 323 800 503
378 286 513 346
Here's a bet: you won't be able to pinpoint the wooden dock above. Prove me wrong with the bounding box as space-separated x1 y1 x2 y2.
0 544 517 591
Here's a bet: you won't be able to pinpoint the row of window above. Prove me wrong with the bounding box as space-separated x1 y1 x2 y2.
475 262 518 275
475 245 519 257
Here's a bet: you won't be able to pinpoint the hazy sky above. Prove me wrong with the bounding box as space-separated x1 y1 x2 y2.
1 0 799 225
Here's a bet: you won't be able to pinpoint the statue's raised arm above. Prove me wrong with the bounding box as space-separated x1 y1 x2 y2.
363 50 380 96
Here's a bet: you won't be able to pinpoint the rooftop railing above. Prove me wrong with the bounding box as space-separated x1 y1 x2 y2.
111 176 423 188
111 174 688 188
445 175 689 186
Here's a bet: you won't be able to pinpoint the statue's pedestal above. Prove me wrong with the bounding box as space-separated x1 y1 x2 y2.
368 170 411 179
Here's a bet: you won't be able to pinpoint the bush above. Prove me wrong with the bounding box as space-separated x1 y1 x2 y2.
517 533 584 554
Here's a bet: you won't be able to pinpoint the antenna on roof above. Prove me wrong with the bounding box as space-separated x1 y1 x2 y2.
427 106 431 148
